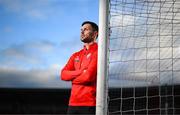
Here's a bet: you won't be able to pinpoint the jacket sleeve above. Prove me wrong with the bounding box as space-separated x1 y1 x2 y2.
60 54 82 81
72 51 97 84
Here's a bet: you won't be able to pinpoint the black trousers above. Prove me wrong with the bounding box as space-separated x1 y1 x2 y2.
67 106 95 115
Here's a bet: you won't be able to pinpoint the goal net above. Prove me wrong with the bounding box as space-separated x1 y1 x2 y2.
108 0 180 114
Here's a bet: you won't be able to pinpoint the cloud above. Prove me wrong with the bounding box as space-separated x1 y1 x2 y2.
110 14 136 27
0 0 58 20
0 40 56 68
109 79 149 88
0 0 97 21
0 65 71 88
0 39 72 88
26 40 55 52
1 46 38 65
26 9 46 20
59 38 82 51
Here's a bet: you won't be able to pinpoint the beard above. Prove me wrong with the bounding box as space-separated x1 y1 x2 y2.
81 37 94 43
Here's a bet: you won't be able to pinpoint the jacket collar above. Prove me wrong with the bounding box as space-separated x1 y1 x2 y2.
83 42 98 52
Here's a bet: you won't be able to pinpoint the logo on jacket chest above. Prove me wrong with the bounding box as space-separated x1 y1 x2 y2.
74 53 91 63
74 56 80 62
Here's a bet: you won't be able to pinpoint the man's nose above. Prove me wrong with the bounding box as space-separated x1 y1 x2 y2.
81 30 84 34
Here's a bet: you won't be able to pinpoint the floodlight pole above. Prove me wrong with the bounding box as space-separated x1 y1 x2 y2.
96 0 109 115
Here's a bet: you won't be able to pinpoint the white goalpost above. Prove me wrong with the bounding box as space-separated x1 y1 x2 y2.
96 0 109 115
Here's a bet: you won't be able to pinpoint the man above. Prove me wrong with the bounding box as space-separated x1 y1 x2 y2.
61 21 98 115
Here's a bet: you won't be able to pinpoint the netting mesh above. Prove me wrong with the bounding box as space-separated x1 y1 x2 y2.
108 0 180 114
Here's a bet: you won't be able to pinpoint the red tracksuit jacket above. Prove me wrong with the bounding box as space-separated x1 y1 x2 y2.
61 43 98 106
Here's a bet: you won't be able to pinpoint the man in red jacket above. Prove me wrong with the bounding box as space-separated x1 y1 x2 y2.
61 21 98 115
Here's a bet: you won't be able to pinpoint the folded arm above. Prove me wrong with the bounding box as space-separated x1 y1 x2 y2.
61 54 82 81
72 52 97 85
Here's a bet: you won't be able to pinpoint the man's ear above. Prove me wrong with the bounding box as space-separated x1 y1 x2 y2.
94 31 98 39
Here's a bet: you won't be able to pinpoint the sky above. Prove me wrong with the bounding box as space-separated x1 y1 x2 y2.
1 0 179 89
0 0 99 88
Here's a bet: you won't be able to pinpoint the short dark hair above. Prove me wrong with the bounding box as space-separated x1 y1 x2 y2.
82 21 98 32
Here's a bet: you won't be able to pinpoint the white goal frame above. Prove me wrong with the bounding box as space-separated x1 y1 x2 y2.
96 0 109 115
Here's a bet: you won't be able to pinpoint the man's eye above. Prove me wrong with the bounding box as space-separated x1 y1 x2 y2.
81 28 88 32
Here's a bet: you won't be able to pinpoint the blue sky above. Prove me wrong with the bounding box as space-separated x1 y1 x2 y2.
0 0 99 88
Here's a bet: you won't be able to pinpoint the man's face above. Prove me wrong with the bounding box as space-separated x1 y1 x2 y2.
80 24 95 43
